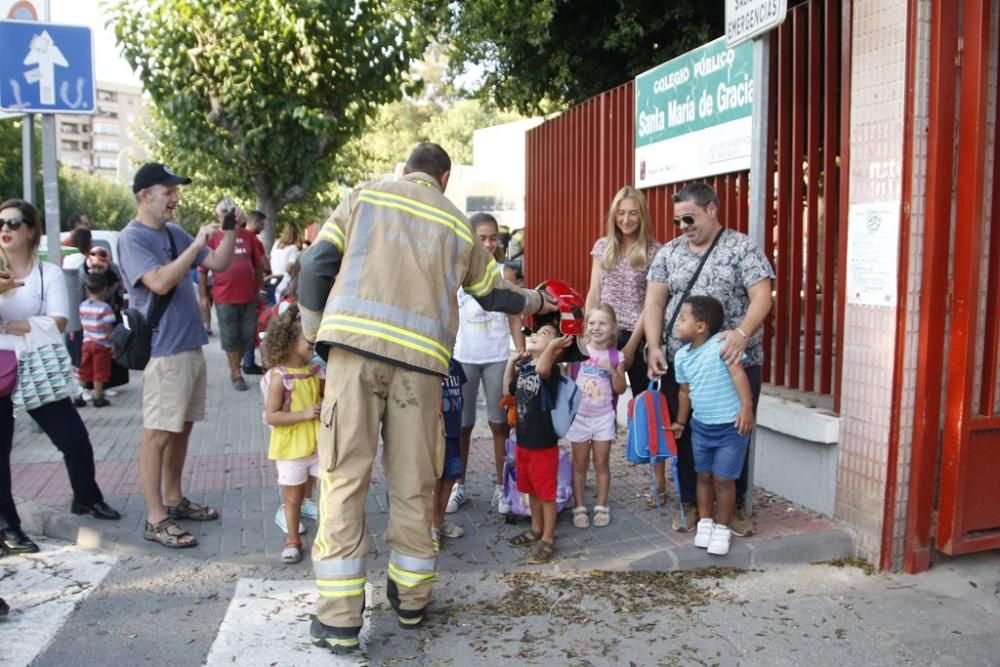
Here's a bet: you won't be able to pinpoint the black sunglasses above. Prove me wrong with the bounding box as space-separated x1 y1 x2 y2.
672 214 696 227
0 217 32 231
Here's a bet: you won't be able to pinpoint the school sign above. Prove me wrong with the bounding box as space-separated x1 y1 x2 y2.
634 37 754 188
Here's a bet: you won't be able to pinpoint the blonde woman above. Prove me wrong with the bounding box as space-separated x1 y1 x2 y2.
268 222 300 301
586 186 663 394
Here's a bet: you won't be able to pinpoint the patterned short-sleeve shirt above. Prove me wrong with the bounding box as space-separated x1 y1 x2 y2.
647 229 774 366
591 237 663 331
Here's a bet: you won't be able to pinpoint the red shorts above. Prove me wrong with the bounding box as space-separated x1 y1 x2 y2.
79 342 111 384
515 445 558 501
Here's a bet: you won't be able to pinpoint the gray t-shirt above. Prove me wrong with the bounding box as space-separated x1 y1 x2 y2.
117 220 210 358
647 228 774 366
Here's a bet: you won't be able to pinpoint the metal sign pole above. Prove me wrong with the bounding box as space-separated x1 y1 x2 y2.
41 113 60 262
744 32 772 518
21 113 33 202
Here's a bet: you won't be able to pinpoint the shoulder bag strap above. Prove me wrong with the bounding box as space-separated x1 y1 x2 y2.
146 226 179 329
663 229 726 344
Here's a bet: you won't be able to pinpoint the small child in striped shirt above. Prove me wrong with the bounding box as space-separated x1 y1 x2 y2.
667 295 754 556
76 273 117 408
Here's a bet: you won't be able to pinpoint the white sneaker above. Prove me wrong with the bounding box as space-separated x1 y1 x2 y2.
491 484 511 514
81 390 93 401
437 520 465 538
707 524 732 556
104 389 119 397
445 483 466 514
274 504 306 535
694 518 714 549
300 498 319 520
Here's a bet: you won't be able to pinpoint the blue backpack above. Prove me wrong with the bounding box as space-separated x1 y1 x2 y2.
626 379 686 527
541 370 581 438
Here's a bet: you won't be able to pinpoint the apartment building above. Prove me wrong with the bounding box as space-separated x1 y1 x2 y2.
55 81 149 186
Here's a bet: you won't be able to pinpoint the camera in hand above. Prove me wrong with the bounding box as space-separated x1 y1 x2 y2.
222 209 237 230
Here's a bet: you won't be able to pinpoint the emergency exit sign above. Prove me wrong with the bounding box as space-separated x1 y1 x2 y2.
726 0 788 47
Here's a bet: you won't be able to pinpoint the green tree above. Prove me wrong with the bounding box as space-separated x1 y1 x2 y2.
108 0 446 248
448 0 725 113
58 168 136 230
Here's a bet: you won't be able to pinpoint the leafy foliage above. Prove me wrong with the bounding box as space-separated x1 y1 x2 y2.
108 0 446 245
58 167 136 230
449 0 725 113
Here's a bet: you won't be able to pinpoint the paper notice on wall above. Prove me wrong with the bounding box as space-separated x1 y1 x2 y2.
846 201 900 307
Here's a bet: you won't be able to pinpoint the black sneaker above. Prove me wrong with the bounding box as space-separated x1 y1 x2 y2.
0 597 8 617
73 396 87 408
92 397 111 408
242 363 265 375
309 616 361 655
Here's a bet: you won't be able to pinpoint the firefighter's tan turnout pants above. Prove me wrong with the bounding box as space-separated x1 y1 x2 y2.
312 347 444 631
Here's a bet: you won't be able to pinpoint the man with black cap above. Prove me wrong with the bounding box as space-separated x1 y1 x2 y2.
117 162 237 549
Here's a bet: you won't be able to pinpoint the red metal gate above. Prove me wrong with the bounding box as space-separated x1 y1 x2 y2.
524 0 847 406
906 0 1000 568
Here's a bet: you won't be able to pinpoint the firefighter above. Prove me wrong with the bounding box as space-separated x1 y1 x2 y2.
299 143 557 655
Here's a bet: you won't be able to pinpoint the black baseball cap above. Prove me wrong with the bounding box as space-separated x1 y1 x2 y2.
132 162 192 193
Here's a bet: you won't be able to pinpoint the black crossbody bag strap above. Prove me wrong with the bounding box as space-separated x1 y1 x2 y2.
145 225 179 329
663 228 726 343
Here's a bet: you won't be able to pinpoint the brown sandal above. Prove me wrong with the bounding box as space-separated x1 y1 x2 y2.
646 492 667 509
528 540 556 564
144 518 198 549
166 497 219 521
508 529 541 547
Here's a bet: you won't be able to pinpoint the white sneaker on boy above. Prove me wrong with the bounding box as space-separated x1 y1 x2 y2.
492 484 511 514
694 518 715 549
445 483 467 514
707 524 732 556
300 498 319 520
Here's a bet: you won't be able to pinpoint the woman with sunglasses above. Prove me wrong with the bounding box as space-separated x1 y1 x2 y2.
585 186 663 395
0 199 121 557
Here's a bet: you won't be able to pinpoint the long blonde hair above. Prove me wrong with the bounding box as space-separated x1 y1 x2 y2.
601 186 653 271
276 222 299 249
586 303 620 342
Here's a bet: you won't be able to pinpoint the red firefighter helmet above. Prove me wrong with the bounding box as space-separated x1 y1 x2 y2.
527 278 586 336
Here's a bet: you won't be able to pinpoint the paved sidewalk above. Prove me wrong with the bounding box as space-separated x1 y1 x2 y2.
11 343 853 570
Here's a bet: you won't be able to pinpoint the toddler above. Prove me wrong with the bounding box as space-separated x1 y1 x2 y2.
262 304 323 564
502 319 574 564
75 273 116 408
668 295 754 556
432 359 467 549
566 304 626 528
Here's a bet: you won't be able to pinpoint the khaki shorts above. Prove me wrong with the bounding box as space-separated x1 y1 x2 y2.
143 348 207 432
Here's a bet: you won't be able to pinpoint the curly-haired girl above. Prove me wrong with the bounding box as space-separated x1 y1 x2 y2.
262 304 323 564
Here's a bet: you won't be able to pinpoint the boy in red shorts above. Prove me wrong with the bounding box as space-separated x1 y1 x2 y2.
502 319 574 563
75 273 117 408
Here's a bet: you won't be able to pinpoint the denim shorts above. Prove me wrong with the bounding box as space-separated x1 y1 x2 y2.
690 418 750 480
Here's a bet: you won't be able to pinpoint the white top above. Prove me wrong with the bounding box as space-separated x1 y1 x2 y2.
453 264 512 364
62 252 86 271
0 260 70 351
269 243 300 276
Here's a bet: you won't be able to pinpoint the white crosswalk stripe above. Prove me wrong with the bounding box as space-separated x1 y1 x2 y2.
0 541 116 667
205 579 372 666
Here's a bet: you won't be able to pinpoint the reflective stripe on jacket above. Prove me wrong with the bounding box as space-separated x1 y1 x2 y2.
298 172 541 376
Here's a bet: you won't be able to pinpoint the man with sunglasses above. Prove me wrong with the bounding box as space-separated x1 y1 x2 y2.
644 182 774 537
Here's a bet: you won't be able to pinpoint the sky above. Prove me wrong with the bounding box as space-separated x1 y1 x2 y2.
2 0 141 87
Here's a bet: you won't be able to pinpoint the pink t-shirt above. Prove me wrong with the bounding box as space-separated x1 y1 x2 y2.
575 345 617 418
591 237 663 331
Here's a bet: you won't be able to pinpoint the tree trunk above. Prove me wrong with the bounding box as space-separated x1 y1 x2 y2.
255 194 279 254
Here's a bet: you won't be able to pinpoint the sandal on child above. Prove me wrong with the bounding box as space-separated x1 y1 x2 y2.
281 540 303 564
592 505 611 527
527 540 556 564
143 518 198 549
572 506 590 529
166 497 219 522
646 491 667 509
508 529 541 547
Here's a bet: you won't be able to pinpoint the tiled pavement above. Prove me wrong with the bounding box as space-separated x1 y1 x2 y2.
11 342 854 570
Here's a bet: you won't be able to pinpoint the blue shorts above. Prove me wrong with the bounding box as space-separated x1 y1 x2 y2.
690 418 750 480
441 437 463 481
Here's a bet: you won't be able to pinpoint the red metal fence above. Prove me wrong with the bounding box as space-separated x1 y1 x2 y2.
524 0 846 406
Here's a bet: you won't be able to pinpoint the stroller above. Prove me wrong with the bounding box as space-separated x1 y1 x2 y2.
498 397 574 522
